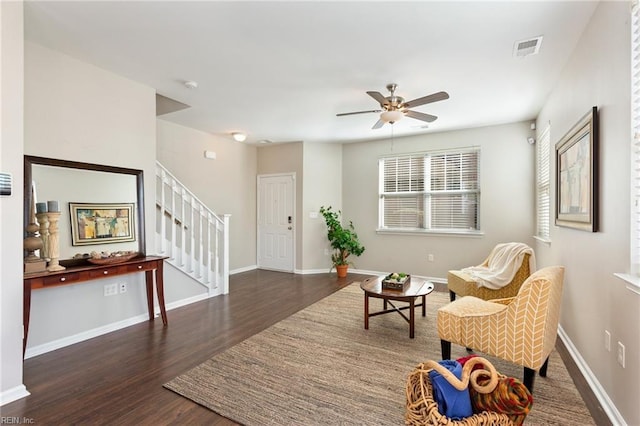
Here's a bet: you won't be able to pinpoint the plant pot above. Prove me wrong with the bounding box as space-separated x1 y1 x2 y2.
336 264 348 278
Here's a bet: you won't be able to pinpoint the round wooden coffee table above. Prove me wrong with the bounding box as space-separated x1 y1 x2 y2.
359 275 435 338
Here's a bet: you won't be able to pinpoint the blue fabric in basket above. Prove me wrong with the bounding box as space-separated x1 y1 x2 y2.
428 360 473 420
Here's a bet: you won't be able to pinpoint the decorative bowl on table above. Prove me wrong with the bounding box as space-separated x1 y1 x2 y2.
382 272 411 291
87 251 139 265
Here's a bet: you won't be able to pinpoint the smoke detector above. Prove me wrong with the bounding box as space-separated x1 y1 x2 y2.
184 80 198 89
513 36 543 58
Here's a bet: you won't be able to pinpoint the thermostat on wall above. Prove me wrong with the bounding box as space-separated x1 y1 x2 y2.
0 172 11 196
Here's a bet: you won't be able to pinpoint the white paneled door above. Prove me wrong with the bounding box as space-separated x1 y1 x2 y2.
257 173 295 272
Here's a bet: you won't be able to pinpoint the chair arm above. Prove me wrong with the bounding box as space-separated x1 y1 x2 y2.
489 297 515 306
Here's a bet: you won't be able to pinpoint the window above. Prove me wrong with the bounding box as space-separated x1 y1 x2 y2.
535 126 551 241
379 147 480 233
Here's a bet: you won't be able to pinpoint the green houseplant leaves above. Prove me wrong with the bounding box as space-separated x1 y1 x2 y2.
319 206 365 271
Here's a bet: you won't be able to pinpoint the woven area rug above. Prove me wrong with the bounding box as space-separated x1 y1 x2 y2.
164 283 594 425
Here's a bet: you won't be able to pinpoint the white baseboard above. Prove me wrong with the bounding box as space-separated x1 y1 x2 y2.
0 384 30 406
296 268 333 274
280 267 447 285
230 264 257 274
164 292 215 310
25 291 219 359
24 312 153 359
558 325 626 426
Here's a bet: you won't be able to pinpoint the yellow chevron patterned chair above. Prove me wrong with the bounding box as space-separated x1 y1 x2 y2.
438 266 564 393
447 243 533 302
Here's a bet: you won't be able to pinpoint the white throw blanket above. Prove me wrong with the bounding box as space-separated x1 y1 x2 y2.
461 242 536 290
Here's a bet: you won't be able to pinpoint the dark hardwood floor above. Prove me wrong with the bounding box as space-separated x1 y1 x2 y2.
3 270 366 424
4 269 608 425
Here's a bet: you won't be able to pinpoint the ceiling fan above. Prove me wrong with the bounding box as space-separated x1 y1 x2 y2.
337 83 449 129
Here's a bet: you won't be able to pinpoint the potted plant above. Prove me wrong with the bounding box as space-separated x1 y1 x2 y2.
319 206 365 278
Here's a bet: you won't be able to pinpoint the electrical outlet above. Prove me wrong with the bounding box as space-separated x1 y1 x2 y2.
104 283 117 297
428 254 434 262
617 342 626 368
604 330 611 352
119 282 127 294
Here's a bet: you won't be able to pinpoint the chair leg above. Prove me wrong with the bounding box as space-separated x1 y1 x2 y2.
539 356 550 377
523 367 536 393
449 290 456 302
441 340 451 360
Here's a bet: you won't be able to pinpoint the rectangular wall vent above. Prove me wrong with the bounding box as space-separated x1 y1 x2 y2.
513 36 543 58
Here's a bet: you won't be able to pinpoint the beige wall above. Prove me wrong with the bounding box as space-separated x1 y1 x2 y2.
23 42 158 351
341 122 536 279
302 142 342 271
156 120 258 271
0 0 28 405
257 142 303 270
536 3 639 424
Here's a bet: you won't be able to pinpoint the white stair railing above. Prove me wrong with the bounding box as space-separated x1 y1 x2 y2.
156 162 229 295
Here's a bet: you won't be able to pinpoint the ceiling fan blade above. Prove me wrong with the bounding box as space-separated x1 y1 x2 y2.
372 119 385 129
403 91 449 109
336 109 382 117
405 110 438 123
367 91 387 106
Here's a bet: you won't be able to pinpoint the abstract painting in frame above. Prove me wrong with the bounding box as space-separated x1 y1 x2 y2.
69 202 136 245
555 106 598 232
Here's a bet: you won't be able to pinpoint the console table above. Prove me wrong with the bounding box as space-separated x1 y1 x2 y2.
23 255 169 355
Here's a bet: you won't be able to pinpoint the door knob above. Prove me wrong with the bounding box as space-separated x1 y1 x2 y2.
288 226 292 230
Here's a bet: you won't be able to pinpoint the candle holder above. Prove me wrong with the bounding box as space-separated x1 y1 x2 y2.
46 211 66 272
36 212 50 260
23 220 43 263
24 192 47 274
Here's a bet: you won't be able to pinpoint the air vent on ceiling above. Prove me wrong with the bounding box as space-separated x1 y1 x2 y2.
513 36 543 58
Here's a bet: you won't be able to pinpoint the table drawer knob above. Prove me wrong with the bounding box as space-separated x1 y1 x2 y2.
103 271 109 275
138 265 143 269
60 277 66 282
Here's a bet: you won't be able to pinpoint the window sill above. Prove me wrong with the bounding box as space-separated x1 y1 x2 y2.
376 228 485 237
533 236 552 245
613 273 640 295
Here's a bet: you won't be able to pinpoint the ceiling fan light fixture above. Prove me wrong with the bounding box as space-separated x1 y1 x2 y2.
231 132 247 142
380 110 404 123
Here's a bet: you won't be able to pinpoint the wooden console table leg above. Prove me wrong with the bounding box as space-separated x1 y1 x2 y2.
145 270 155 321
155 262 168 325
422 295 426 316
23 281 32 356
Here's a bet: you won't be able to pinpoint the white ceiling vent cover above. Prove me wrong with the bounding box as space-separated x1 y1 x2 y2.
513 36 543 58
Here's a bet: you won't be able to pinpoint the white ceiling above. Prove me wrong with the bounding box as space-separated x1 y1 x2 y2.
24 1 599 145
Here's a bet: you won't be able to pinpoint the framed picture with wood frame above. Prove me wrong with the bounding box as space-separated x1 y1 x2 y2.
555 106 598 232
69 202 136 245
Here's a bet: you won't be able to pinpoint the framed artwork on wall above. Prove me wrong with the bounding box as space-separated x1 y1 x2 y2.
555 106 598 232
69 202 136 245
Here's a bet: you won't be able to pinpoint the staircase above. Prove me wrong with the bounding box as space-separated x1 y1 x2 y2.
155 162 229 295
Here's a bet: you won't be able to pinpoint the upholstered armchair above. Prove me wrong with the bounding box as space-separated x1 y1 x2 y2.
447 243 534 302
438 266 565 393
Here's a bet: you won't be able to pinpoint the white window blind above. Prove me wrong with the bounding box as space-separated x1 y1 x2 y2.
536 126 551 241
631 1 640 274
379 148 480 232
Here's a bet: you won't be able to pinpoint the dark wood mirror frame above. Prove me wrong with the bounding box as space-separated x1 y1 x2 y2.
24 155 146 265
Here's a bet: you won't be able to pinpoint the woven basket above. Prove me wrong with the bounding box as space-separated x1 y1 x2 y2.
405 357 515 426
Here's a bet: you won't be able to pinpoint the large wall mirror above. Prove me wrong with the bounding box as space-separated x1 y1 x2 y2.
24 156 146 266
